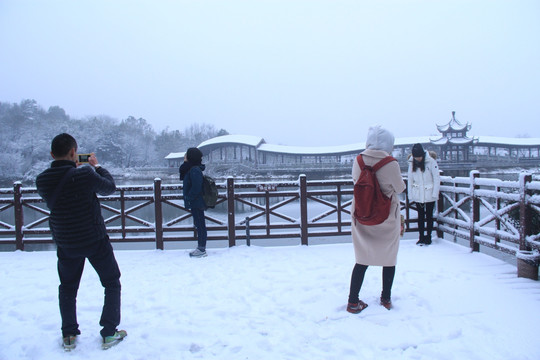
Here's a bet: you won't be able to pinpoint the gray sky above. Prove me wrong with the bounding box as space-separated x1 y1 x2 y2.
1 0 539 146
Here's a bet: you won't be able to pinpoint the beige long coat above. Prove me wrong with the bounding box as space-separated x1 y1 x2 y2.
351 149 406 266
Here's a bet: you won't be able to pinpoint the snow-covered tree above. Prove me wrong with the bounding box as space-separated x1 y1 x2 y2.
0 99 226 182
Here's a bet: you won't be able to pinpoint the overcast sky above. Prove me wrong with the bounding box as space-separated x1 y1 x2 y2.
1 0 539 146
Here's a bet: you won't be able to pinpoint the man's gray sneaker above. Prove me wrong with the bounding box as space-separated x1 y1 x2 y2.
102 330 127 350
189 248 207 258
62 335 77 351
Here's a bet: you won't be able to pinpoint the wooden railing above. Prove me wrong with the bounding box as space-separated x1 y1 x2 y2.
436 171 540 279
0 176 359 250
1 172 539 279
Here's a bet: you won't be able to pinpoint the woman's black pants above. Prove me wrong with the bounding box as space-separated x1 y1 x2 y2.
348 263 395 303
417 201 435 238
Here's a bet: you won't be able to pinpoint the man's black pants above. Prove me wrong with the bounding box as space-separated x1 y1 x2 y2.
57 237 121 338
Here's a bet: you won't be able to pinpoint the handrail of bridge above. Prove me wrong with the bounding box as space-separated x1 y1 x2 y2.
436 171 540 279
1 171 539 279
0 176 358 250
0 176 417 250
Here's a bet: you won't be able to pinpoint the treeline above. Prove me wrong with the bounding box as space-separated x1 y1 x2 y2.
0 99 227 181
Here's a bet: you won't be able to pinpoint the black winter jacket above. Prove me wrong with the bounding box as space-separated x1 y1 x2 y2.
182 164 206 210
36 160 116 249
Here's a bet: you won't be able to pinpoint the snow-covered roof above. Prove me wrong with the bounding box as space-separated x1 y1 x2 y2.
257 137 438 155
436 112 471 133
430 137 477 145
258 143 365 155
165 134 540 160
437 122 470 132
198 135 265 148
431 138 448 145
475 136 540 146
164 152 185 160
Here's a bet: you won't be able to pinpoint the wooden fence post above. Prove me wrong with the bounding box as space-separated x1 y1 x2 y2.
120 188 126 241
495 185 501 244
154 178 164 250
227 177 236 247
299 175 308 246
14 182 24 251
470 171 480 252
517 173 538 280
265 190 271 236
404 179 411 232
436 188 444 239
336 184 343 233
454 181 460 242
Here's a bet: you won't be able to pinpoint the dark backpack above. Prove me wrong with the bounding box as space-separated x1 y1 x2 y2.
202 175 218 209
353 155 397 225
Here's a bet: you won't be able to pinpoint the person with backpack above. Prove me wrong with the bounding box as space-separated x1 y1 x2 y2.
407 143 440 246
347 125 405 313
179 147 208 258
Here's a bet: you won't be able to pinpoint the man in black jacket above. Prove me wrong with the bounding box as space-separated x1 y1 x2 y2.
36 133 126 351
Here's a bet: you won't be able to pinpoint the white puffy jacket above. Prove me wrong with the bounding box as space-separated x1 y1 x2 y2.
407 151 441 203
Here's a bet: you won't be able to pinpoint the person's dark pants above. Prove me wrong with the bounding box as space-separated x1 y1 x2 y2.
417 201 435 239
191 208 207 250
348 264 396 303
57 237 121 338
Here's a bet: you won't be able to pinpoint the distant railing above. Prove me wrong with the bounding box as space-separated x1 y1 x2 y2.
1 172 539 279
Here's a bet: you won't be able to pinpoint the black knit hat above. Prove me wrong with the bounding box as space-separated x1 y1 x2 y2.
412 143 424 157
186 147 203 165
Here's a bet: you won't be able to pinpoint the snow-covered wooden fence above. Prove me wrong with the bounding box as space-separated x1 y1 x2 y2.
0 176 356 250
436 171 540 280
1 171 539 279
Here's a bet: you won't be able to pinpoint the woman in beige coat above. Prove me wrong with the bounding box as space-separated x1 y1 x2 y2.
347 126 406 313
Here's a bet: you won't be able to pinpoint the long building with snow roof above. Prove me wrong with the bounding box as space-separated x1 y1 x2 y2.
165 112 540 174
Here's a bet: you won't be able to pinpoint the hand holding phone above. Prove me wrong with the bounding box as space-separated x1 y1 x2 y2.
77 153 98 167
78 154 91 163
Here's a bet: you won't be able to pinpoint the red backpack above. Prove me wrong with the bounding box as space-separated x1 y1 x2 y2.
353 155 397 225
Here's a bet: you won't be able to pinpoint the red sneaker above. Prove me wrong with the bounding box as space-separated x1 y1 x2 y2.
346 300 368 314
380 297 392 310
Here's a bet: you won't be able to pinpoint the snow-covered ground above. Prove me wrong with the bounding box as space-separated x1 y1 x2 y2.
1 236 539 360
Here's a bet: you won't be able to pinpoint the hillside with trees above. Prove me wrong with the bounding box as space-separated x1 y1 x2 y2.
0 99 227 183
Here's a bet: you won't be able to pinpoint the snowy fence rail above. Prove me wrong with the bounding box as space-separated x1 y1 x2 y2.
1 172 539 279
436 171 540 279
0 176 359 250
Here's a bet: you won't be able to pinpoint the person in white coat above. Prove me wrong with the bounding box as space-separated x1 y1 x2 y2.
407 143 440 245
